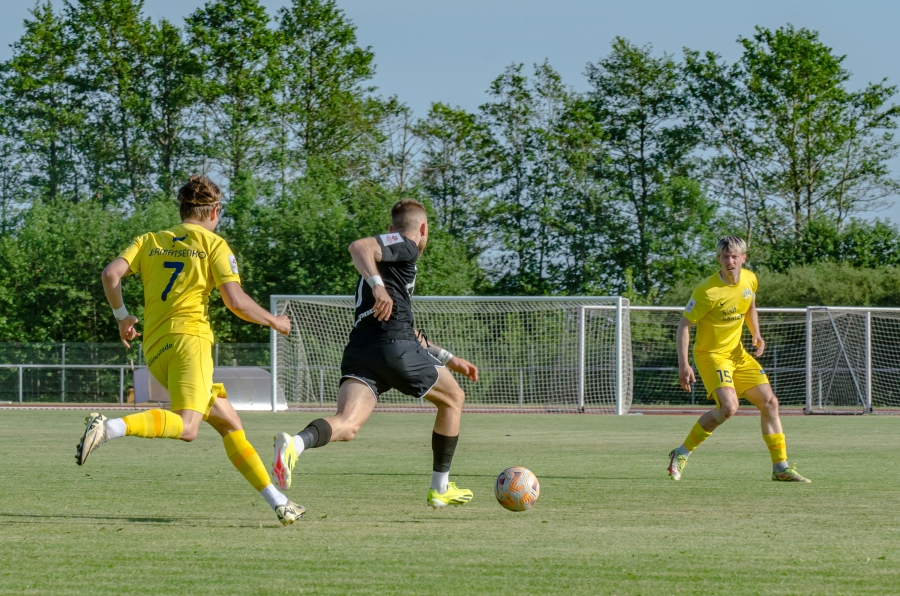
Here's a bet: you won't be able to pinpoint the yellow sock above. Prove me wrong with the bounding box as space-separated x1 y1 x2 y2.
122 410 184 439
222 430 271 492
682 422 712 452
763 433 787 464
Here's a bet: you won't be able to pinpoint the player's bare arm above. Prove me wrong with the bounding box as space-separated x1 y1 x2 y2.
746 296 765 356
101 257 141 348
219 281 290 335
676 316 695 392
348 237 392 321
415 331 479 382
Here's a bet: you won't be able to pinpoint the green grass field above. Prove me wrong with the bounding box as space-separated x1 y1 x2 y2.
2 410 900 595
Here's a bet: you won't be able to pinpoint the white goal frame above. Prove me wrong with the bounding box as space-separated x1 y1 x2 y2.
269 295 631 414
805 307 900 414
269 298 900 414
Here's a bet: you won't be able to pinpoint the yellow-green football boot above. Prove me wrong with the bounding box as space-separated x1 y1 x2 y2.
668 449 688 481
772 464 811 483
427 482 473 509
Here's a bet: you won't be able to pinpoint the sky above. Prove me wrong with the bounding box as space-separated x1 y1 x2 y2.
4 0 900 221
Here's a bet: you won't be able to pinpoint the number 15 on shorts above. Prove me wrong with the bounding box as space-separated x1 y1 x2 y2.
716 369 733 384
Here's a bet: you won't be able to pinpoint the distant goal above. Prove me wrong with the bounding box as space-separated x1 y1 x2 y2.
807 307 900 414
270 296 632 414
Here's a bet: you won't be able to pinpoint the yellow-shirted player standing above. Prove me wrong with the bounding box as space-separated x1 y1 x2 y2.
76 175 305 525
667 236 810 482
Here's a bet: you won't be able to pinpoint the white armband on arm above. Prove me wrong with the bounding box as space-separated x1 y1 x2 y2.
367 275 384 288
112 304 129 321
426 345 453 365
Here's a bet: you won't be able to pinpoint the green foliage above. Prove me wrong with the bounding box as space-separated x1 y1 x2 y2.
660 261 900 308
187 0 278 184
685 25 900 249
274 0 378 169
763 218 900 271
1 2 83 201
0 199 177 341
1 11 900 341
757 263 900 307
585 39 717 298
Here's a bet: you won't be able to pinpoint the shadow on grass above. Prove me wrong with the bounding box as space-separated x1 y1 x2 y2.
0 512 291 529
308 472 646 482
0 512 183 524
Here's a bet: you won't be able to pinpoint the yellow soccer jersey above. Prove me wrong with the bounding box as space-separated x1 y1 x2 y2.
118 223 240 351
683 268 757 354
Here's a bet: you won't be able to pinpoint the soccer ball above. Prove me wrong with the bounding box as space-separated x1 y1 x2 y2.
494 466 540 512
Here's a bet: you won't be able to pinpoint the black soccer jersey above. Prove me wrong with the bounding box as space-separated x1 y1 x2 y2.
350 232 419 342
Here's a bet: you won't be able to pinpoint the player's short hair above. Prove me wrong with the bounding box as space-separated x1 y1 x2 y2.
716 235 747 257
178 175 222 221
391 199 427 232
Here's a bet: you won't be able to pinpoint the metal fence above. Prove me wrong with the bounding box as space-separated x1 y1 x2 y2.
4 305 899 412
0 343 268 404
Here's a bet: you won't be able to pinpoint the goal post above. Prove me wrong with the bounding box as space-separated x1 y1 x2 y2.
270 295 632 414
269 298 900 414
629 307 809 409
805 307 900 414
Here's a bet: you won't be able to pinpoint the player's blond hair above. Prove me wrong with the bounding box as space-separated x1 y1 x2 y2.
391 198 427 232
716 235 747 257
178 175 222 221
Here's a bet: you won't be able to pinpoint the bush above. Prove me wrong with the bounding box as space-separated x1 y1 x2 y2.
659 262 900 307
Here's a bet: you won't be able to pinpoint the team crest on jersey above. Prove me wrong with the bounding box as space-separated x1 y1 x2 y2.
743 288 752 299
380 232 404 246
228 255 239 274
685 298 696 313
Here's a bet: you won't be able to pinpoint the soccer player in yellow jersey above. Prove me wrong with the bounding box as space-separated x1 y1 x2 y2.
75 175 305 526
667 236 810 483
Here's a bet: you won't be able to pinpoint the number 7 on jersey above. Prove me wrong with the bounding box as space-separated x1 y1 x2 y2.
161 261 185 301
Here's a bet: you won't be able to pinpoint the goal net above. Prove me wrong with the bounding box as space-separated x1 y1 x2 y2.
271 296 632 413
629 307 809 408
807 308 900 413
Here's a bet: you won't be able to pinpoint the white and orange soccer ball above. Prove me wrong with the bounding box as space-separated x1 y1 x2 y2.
494 466 540 512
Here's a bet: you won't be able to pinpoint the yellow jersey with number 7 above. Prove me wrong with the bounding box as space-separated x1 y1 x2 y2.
118 223 240 352
683 269 757 354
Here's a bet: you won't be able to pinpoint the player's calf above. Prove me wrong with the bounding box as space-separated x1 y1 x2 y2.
75 409 186 465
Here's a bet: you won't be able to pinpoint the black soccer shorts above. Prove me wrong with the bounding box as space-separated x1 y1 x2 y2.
339 338 443 399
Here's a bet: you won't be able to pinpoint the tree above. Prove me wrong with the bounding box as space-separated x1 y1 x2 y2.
0 199 178 341
274 0 377 177
414 102 490 259
371 99 419 192
1 2 84 202
764 217 900 272
0 129 25 234
186 0 278 188
66 0 157 206
146 19 202 200
685 25 900 249
476 62 602 294
587 38 716 298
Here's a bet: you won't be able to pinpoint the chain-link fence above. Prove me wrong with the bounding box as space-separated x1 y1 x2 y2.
0 343 268 403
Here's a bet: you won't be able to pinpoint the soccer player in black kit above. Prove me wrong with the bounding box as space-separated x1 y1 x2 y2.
272 199 479 508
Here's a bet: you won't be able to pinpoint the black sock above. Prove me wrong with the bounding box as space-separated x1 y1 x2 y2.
297 418 333 450
432 431 459 473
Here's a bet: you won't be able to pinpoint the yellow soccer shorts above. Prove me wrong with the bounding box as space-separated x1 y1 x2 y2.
694 346 769 405
145 334 218 417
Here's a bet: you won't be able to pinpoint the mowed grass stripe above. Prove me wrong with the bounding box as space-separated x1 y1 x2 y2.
1 411 899 595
